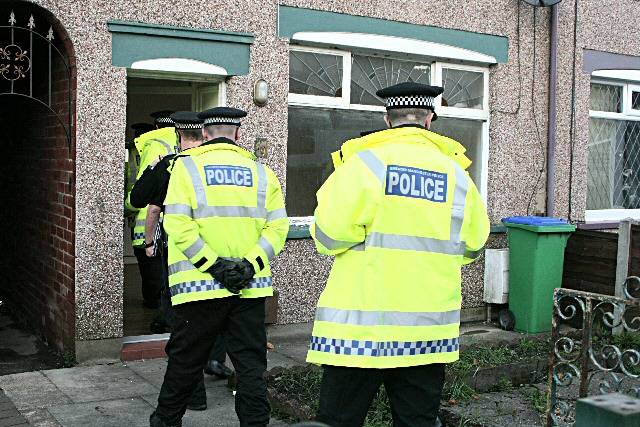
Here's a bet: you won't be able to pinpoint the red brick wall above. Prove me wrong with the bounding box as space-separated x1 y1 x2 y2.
0 5 76 352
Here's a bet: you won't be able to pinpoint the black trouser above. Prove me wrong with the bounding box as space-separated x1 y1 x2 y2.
134 247 164 307
154 297 269 426
157 251 228 408
317 364 445 427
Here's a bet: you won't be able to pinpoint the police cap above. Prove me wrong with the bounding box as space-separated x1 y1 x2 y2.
131 122 155 137
150 110 175 125
170 111 203 130
376 82 443 121
198 107 247 127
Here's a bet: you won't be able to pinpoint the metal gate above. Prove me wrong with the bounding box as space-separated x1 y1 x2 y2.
0 9 72 152
546 277 640 426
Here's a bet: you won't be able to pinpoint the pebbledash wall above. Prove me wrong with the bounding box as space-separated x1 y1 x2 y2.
15 0 639 359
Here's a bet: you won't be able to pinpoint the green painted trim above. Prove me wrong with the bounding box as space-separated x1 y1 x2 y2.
287 223 507 240
278 6 509 63
107 20 254 75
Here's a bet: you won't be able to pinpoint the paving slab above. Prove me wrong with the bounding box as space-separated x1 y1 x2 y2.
18 408 60 426
269 342 309 365
43 364 157 403
441 385 545 426
0 371 70 410
47 397 154 427
124 359 167 390
267 350 302 370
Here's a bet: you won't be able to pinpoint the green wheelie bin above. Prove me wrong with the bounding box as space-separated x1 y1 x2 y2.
502 216 576 333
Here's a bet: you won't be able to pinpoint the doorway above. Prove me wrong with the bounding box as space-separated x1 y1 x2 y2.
123 72 224 337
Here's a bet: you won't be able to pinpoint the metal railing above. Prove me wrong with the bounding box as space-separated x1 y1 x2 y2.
546 278 640 426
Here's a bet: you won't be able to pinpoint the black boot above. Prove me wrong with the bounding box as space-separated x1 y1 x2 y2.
149 412 182 427
203 360 233 379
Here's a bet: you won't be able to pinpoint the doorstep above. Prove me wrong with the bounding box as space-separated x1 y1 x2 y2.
121 333 169 362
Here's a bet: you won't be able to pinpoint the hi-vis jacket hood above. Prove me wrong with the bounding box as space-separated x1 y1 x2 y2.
134 127 178 155
331 126 472 171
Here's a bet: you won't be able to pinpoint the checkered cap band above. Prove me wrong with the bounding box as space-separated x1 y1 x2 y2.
384 95 435 109
203 117 242 125
174 123 203 130
155 117 174 124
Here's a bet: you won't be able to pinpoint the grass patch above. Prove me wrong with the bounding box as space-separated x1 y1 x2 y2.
269 338 551 422
527 388 548 414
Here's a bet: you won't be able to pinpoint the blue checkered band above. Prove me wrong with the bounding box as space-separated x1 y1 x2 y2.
310 336 459 357
384 95 435 109
175 123 203 130
170 277 273 297
155 117 174 124
133 233 145 240
203 117 241 125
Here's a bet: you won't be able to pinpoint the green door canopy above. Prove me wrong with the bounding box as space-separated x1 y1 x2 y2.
278 6 509 64
107 21 254 76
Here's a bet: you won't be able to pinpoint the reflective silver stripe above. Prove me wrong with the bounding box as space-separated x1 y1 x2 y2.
256 163 267 209
168 260 195 275
193 206 267 219
357 150 386 184
182 156 208 208
366 232 465 255
184 238 205 259
259 237 276 260
267 208 288 222
152 138 175 154
350 243 365 251
316 307 460 327
450 165 469 242
165 204 193 216
135 220 146 228
315 223 359 251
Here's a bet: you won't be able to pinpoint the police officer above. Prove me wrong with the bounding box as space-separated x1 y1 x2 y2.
130 112 233 411
125 123 154 232
150 107 289 427
126 111 178 320
307 82 490 427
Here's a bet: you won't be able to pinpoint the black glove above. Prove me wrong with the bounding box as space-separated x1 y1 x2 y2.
223 259 256 294
208 258 242 293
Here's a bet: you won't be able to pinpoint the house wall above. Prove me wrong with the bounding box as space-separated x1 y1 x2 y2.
24 0 627 345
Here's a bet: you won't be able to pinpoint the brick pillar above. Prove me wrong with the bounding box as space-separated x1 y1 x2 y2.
0 5 76 352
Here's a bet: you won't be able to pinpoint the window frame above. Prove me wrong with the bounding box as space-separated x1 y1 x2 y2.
286 45 490 222
586 77 640 222
626 84 640 116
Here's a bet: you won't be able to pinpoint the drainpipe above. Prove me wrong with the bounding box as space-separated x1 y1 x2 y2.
546 4 559 217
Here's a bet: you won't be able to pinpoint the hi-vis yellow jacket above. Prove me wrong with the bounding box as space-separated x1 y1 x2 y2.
163 140 289 306
307 126 490 369
125 127 178 247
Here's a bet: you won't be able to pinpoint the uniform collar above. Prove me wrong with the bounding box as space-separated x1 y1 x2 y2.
391 123 426 130
203 137 237 146
189 137 256 160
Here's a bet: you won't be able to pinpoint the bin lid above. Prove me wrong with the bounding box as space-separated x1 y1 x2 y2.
502 216 576 233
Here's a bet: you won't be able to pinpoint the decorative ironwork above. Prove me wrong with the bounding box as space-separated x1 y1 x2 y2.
0 9 72 153
0 43 31 81
546 278 640 426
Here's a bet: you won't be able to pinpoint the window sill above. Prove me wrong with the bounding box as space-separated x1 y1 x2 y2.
585 209 640 223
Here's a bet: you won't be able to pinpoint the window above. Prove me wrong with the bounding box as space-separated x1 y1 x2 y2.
286 46 489 217
587 79 640 221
